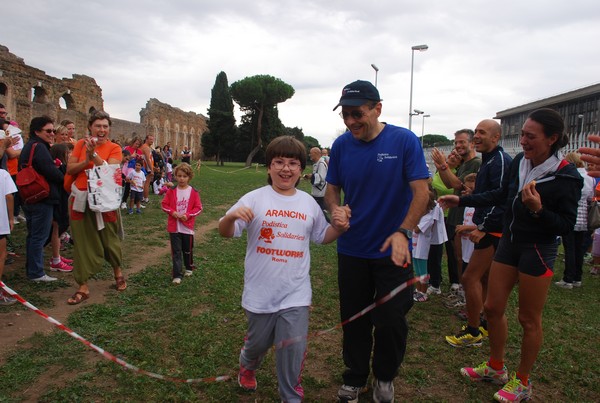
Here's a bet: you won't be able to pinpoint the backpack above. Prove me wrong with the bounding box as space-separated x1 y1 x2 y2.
16 143 50 204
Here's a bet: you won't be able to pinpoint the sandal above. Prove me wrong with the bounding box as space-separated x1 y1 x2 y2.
67 291 89 305
115 275 127 291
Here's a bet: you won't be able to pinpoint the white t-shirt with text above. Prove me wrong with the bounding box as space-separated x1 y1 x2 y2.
225 185 329 314
0 169 17 235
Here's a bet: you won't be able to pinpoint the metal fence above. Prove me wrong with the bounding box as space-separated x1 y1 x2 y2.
424 131 596 171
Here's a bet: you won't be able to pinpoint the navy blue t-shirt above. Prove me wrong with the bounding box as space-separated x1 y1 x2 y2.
326 124 429 258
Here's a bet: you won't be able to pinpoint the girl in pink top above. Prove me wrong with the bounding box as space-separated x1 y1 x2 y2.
161 163 202 283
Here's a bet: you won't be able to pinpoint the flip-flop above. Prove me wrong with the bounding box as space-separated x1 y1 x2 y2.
67 291 89 305
115 275 127 291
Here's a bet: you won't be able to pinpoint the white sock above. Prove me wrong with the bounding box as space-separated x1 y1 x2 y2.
52 257 61 264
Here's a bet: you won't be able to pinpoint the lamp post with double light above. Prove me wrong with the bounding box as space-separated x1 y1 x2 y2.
578 114 585 136
410 109 424 141
371 64 379 88
420 114 430 148
408 44 428 131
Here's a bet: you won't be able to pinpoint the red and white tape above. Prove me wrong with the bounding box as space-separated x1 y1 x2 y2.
1 274 426 382
0 281 229 383
275 274 428 349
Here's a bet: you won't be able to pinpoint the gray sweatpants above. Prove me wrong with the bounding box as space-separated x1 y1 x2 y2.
240 306 309 403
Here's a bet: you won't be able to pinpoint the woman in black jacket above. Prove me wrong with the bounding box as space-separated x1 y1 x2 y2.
440 108 582 403
20 116 65 282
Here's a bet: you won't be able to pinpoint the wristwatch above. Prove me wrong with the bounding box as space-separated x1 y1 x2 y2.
397 227 413 240
92 152 98 158
529 207 543 218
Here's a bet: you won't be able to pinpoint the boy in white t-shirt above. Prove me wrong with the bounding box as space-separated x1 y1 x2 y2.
412 184 447 302
0 168 17 305
126 162 146 214
219 136 348 403
456 174 478 270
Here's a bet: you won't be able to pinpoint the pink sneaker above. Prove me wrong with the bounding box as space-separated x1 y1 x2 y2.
238 365 257 391
60 256 73 264
49 260 73 272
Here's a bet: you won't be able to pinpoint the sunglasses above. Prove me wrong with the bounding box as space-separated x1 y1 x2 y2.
41 129 54 134
339 110 368 120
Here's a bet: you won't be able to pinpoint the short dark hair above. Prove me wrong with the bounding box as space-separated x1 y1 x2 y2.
455 129 475 141
528 108 568 155
29 116 54 137
88 110 112 128
265 136 306 185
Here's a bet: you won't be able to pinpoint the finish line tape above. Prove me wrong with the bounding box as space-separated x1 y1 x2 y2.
0 274 426 383
0 281 229 383
275 274 428 349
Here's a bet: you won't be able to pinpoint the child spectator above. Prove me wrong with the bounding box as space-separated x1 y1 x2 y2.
218 136 348 402
120 149 132 209
166 158 173 182
161 163 202 284
48 143 73 272
451 173 478 311
153 171 167 195
127 162 146 214
412 183 447 302
456 174 477 270
0 168 17 305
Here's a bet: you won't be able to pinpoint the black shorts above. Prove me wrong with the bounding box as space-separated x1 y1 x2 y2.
493 236 557 277
474 233 501 250
130 190 144 203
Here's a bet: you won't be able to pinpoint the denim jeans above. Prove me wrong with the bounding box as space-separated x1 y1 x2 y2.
23 202 54 279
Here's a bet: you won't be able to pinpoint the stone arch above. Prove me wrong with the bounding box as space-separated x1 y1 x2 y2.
151 118 159 145
174 123 180 151
59 92 76 110
189 127 195 154
0 82 7 96
89 106 96 114
31 85 48 103
182 125 188 149
164 120 170 145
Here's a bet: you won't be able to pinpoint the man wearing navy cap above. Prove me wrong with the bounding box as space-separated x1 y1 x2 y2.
326 80 430 402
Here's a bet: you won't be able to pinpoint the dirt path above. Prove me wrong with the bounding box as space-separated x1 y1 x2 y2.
0 220 219 364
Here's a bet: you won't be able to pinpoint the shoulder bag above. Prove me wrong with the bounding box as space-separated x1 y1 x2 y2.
16 143 50 204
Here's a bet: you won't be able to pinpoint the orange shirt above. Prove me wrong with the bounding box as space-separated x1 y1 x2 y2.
65 139 122 191
6 157 18 176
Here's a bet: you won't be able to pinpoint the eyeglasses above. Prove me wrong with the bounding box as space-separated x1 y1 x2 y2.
41 129 54 134
271 159 302 171
339 110 368 120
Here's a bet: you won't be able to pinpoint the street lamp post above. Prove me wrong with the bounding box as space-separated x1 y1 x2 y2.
578 114 585 135
421 114 430 148
408 44 428 131
371 64 379 88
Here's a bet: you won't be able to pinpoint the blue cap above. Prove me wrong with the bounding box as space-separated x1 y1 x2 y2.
333 80 382 110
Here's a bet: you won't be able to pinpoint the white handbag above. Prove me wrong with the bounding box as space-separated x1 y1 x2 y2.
86 163 124 213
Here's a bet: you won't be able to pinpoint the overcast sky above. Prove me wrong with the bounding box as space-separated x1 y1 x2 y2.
4 0 600 147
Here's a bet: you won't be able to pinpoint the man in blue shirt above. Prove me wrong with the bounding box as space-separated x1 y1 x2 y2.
326 80 430 403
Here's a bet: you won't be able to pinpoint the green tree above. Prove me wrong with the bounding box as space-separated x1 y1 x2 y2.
230 75 295 166
421 134 454 148
203 72 236 165
302 135 320 152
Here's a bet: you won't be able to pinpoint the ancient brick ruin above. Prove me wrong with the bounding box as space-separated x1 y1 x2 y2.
0 45 207 157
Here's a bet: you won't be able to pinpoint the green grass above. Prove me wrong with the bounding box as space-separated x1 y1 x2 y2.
0 161 599 402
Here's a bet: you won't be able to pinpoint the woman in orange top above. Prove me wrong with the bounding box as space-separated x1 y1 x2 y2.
65 111 125 305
